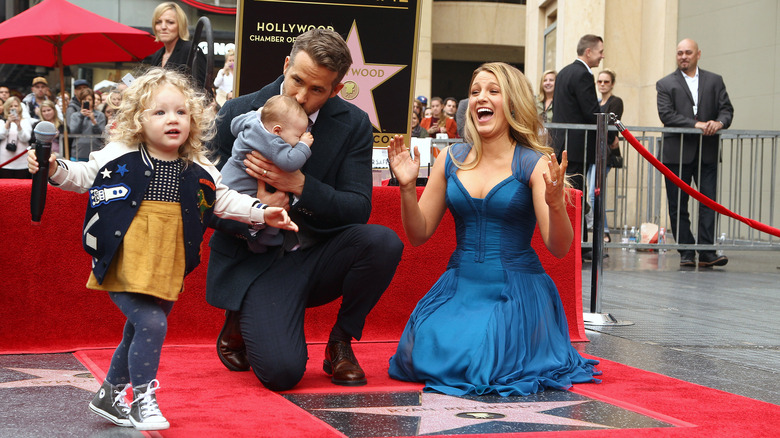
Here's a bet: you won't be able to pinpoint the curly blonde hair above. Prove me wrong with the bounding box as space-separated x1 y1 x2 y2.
109 67 215 165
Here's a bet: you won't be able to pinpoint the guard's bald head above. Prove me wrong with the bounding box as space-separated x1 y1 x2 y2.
676 38 701 75
677 38 699 53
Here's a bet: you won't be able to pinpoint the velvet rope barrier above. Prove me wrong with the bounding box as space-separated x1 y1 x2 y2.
0 147 29 170
614 119 780 238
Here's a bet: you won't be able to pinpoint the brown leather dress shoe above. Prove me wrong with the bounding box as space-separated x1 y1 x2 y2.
323 340 367 386
217 310 250 372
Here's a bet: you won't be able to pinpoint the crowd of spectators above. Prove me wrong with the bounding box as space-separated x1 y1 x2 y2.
0 76 127 176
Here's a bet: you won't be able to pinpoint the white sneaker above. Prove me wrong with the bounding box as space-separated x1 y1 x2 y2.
129 379 169 431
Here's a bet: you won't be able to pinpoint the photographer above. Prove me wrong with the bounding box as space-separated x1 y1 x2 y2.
213 48 235 107
68 87 106 161
0 96 33 179
66 79 90 123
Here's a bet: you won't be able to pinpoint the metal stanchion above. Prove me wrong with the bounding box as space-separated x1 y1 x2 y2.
583 113 633 326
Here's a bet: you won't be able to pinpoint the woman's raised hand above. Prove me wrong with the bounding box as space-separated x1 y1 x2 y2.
543 150 568 207
387 134 420 187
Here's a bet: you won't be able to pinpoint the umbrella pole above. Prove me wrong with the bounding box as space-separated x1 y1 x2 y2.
57 46 70 160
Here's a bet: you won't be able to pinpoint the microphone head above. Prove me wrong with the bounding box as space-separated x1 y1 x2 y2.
34 121 58 144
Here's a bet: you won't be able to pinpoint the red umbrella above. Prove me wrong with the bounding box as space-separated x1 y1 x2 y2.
0 0 162 156
0 0 161 65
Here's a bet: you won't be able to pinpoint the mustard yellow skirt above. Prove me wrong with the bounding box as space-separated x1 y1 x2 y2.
87 201 186 301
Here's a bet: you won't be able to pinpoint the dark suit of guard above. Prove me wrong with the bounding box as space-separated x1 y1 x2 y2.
551 59 601 174
206 76 403 390
656 68 733 262
550 59 601 247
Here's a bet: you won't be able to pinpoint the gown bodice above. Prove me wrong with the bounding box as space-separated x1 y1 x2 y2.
444 143 545 274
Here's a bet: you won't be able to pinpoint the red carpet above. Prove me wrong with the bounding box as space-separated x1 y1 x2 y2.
76 343 780 437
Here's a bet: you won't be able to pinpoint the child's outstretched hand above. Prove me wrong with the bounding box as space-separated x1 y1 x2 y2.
264 206 298 231
27 149 58 177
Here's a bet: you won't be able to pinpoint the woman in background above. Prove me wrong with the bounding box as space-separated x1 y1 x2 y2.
68 87 106 161
420 97 457 138
33 100 64 155
535 70 556 123
0 96 33 178
410 110 427 138
586 68 624 241
214 48 235 107
144 2 206 90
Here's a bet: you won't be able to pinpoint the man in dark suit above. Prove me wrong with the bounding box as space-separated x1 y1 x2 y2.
206 29 404 390
657 38 733 268
550 34 604 259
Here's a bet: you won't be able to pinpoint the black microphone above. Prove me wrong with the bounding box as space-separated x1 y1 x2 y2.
30 121 57 224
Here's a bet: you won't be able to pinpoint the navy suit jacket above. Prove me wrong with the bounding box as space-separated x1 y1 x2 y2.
206 76 374 311
550 59 601 165
656 68 733 164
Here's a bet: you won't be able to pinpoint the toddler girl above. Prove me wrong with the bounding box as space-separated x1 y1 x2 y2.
28 68 297 431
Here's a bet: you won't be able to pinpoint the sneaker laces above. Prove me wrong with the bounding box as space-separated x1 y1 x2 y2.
132 379 163 418
113 385 131 415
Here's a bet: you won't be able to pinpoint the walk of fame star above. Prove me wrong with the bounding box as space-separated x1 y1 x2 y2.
0 367 99 392
315 392 610 435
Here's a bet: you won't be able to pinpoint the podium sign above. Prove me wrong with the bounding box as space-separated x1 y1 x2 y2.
234 0 422 146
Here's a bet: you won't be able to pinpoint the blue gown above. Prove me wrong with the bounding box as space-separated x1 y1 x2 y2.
388 143 600 396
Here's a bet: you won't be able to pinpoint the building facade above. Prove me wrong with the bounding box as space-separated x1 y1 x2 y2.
3 0 778 130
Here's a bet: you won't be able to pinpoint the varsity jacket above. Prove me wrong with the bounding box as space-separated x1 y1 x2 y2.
50 141 266 284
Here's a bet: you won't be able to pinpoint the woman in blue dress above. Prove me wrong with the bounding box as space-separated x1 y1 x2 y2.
387 62 600 397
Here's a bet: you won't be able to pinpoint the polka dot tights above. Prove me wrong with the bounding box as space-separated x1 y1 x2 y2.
104 292 174 387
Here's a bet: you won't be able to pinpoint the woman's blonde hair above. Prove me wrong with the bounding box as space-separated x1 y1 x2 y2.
456 62 553 170
2 96 22 119
152 2 190 42
109 67 215 165
536 69 556 104
39 100 62 130
598 68 616 84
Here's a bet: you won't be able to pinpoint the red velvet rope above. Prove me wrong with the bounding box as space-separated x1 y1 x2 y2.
618 127 780 238
0 148 28 170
